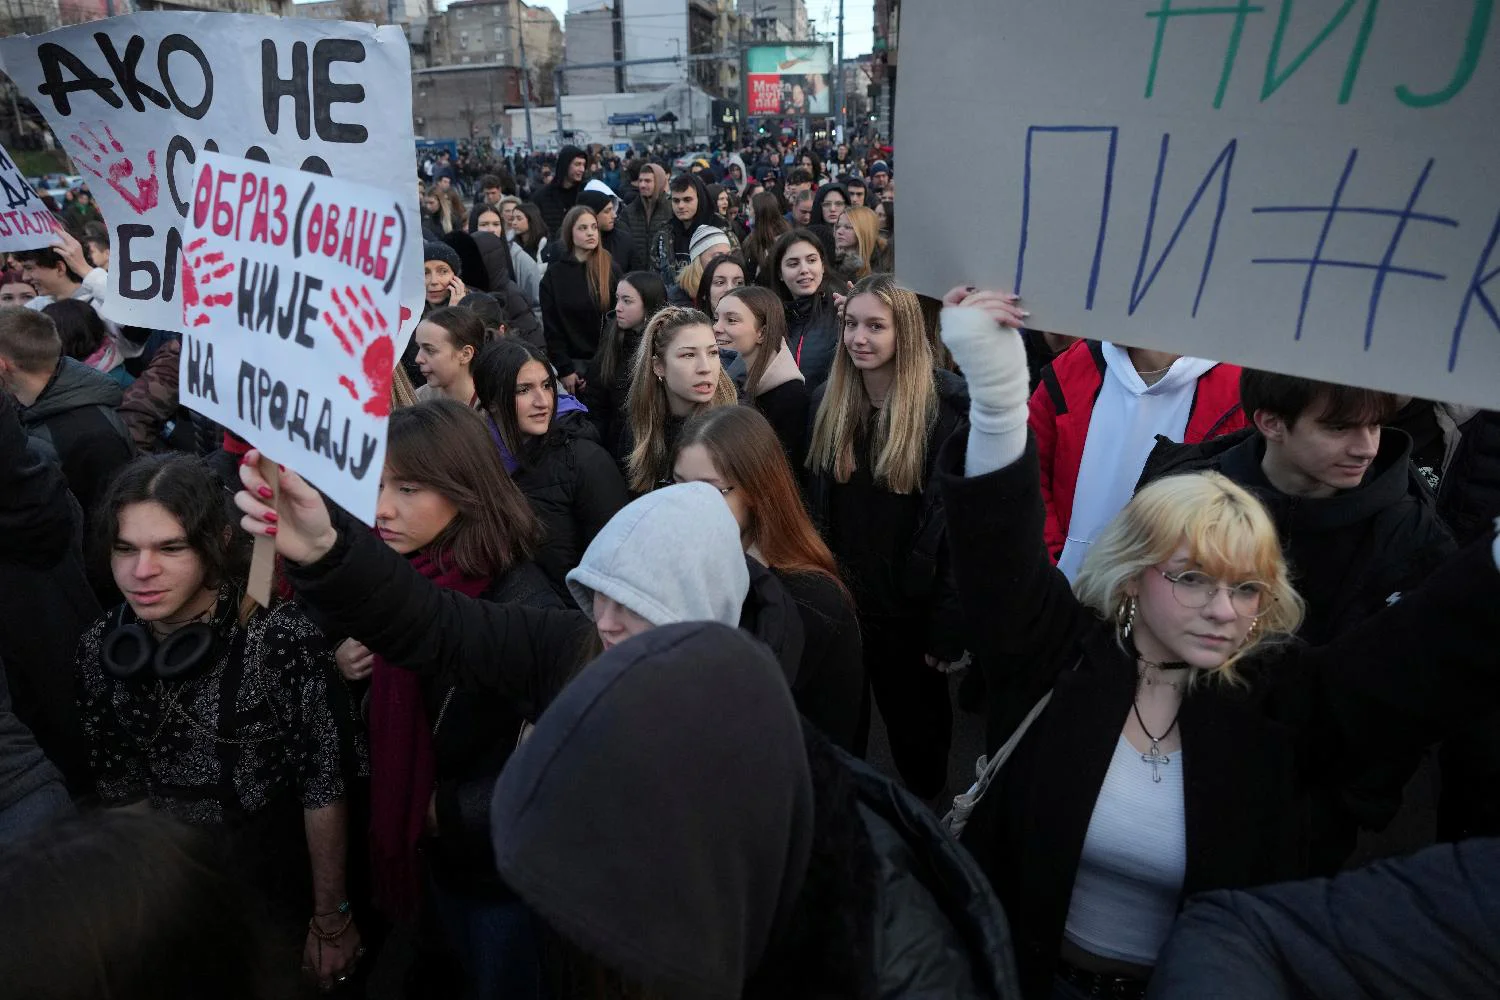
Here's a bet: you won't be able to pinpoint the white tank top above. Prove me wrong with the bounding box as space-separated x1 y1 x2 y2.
1062 733 1187 966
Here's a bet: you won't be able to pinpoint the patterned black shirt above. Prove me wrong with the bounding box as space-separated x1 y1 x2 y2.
76 590 345 827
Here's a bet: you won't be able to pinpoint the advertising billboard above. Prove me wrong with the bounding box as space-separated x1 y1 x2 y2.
744 43 834 118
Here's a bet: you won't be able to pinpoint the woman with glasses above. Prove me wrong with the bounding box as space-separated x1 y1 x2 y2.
934 286 1500 1000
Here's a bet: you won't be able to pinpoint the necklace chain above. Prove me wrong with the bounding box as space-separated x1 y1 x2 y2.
1133 665 1183 783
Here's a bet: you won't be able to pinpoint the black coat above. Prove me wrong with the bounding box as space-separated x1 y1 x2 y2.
805 369 969 659
753 379 811 470
784 294 840 389
0 391 98 791
620 191 668 273
579 322 643 459
533 177 583 241
512 417 631 603
539 256 621 377
1438 408 1500 546
776 568 863 754
426 561 565 889
939 435 1500 998
1148 837 1500 1000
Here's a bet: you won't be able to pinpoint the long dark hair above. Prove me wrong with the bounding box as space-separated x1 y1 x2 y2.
473 337 557 470
384 399 539 576
694 253 747 317
44 298 108 361
595 270 667 387
743 192 790 278
560 205 614 312
769 228 834 307
515 203 547 258
96 453 244 588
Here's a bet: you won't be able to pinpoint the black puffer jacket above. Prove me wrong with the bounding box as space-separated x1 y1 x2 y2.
426 561 565 888
784 293 840 389
510 416 631 603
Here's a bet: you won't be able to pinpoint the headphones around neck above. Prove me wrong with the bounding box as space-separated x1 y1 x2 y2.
100 597 228 682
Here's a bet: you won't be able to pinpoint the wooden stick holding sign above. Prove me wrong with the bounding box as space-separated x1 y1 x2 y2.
246 458 280 608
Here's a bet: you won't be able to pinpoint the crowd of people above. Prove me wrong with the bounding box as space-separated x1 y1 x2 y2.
0 131 1497 1000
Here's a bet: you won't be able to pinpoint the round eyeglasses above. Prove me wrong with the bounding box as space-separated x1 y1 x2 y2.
1155 567 1270 619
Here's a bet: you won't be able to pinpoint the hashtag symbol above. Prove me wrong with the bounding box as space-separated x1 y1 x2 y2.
1251 150 1457 350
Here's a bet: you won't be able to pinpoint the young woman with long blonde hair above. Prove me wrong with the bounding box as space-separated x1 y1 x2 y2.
936 285 1500 998
833 205 890 281
621 306 737 493
804 273 970 800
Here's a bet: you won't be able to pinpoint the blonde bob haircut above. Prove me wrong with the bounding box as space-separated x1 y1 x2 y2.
1073 470 1305 684
806 273 936 495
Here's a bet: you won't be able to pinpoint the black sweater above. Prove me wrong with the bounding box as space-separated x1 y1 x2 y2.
753 380 811 471
939 434 1500 998
539 257 621 376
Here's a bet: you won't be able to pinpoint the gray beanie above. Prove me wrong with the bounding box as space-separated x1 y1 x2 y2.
688 225 731 262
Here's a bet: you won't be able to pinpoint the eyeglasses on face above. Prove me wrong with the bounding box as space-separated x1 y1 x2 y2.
1154 567 1270 619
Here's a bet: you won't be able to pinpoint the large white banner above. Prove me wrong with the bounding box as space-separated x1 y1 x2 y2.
0 12 421 335
178 152 407 522
0 139 61 252
896 1 1500 408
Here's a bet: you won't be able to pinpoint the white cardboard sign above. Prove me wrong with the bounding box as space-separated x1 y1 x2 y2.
0 12 422 335
177 151 408 523
0 139 61 252
896 0 1500 408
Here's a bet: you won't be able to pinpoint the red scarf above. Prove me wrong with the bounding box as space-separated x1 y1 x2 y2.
368 548 490 918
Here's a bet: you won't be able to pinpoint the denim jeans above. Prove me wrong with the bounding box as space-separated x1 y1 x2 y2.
0 781 73 846
427 878 545 1000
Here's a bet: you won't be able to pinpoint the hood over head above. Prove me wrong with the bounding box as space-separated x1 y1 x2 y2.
566 482 749 626
554 145 588 188
490 622 814 999
468 230 516 290
441 230 490 292
583 178 618 202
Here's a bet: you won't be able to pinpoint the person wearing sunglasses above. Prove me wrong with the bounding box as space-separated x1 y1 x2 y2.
934 286 1500 1000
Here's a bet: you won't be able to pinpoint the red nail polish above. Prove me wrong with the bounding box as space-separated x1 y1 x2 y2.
265 525 278 536
264 511 279 523
258 486 273 499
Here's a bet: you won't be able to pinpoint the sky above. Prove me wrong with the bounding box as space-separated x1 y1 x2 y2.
525 1 876 58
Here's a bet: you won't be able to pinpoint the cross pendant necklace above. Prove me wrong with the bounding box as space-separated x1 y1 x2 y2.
1132 700 1179 784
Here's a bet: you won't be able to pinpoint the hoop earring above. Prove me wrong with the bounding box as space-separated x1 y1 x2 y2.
1116 595 1138 642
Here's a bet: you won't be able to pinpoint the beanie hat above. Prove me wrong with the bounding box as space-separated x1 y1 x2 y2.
577 190 614 216
868 160 891 177
423 240 462 272
688 225 731 262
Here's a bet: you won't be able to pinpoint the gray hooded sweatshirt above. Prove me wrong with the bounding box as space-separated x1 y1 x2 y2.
566 482 749 627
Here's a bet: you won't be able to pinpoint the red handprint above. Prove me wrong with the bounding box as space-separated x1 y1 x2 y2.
67 124 160 215
180 238 235 328
325 285 394 419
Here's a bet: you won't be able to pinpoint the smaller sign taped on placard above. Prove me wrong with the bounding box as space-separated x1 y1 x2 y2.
176 152 409 523
0 140 61 252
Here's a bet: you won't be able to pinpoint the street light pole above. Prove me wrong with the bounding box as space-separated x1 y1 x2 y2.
833 0 845 143
516 0 534 150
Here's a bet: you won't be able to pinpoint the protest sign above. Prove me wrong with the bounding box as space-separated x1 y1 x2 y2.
0 13 422 335
177 151 408 524
897 1 1500 408
0 139 61 252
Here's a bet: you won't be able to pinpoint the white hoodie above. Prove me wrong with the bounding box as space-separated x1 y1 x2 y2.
1057 343 1218 582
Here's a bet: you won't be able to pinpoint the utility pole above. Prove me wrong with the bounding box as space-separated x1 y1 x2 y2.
516 0 535 150
833 0 845 143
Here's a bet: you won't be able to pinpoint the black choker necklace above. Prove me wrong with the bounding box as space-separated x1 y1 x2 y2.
1125 635 1190 672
